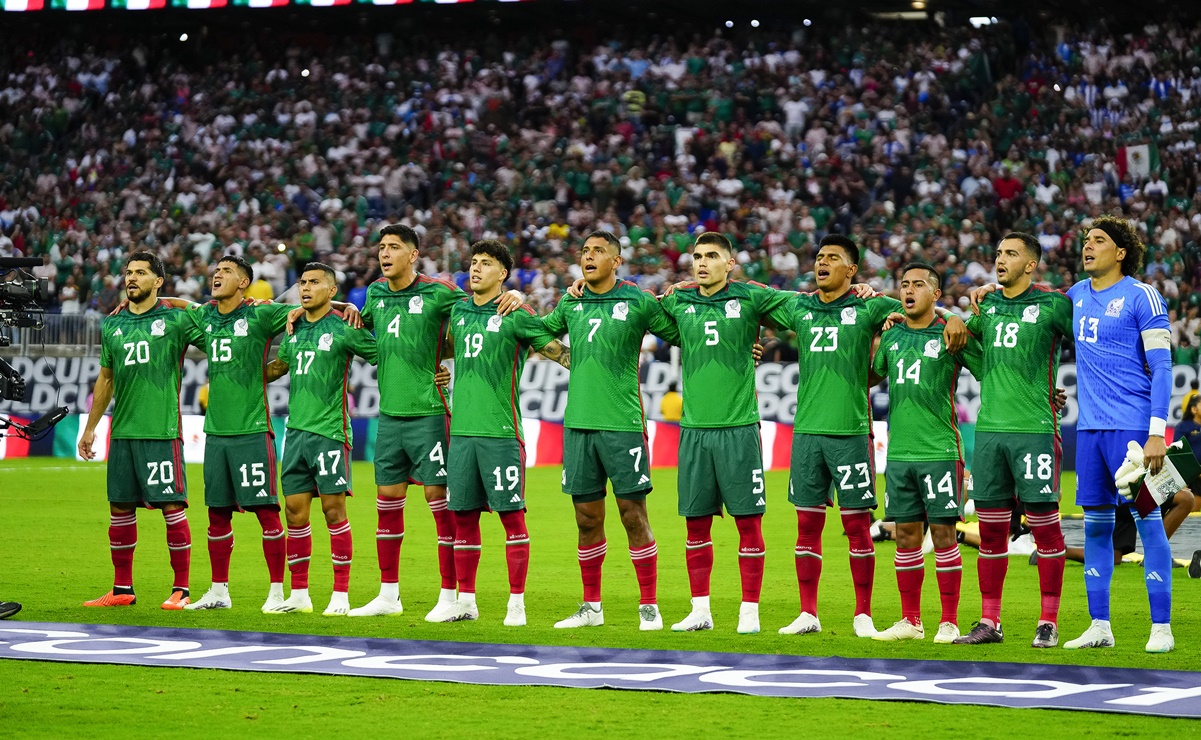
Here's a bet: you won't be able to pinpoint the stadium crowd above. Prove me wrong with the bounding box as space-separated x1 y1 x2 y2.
3 16 1201 361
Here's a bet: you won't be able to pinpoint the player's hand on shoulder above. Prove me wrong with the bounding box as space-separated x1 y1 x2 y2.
968 283 997 315
285 307 304 335
941 314 968 353
662 281 690 297
109 299 128 316
495 290 525 316
434 364 451 389
566 279 586 298
880 312 904 333
850 282 878 299
341 303 363 329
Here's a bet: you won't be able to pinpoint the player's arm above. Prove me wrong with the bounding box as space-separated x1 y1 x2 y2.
516 308 569 368
495 290 526 316
348 327 379 366
931 304 968 352
541 298 568 337
332 301 363 329
265 353 290 382
868 333 887 387
77 366 113 460
1136 286 1174 473
536 339 571 369
646 294 681 345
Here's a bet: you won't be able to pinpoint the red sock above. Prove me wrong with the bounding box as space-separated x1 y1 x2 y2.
453 510 482 594
163 509 191 591
735 515 765 603
500 510 530 595
256 508 285 584
1028 510 1065 625
578 539 606 602
934 544 962 625
207 508 234 584
109 512 137 592
329 519 352 593
287 524 312 589
794 507 825 615
430 498 457 590
684 516 713 598
842 509 875 617
977 508 1012 628
895 547 924 625
630 541 658 605
376 496 406 585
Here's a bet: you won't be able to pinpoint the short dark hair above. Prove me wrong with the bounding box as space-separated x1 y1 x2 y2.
470 239 513 277
378 223 420 250
217 255 254 283
900 261 942 291
694 232 733 255
819 234 859 265
583 229 621 253
1090 216 1145 277
1000 231 1041 262
126 251 165 280
301 261 337 285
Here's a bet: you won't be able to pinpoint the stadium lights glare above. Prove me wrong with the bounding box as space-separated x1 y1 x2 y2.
803 18 812 26
724 20 732 28
277 243 287 253
1054 84 1061 91
301 69 310 77
751 19 759 28
969 16 996 27
911 1 925 9
179 33 188 41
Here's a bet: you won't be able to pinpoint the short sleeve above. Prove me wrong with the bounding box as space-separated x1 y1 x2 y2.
867 296 904 330
870 333 889 378
752 284 793 322
1051 293 1074 338
348 326 378 365
645 293 680 345
436 283 465 319
261 303 294 336
955 335 984 378
542 299 568 337
359 287 375 330
515 308 556 350
99 322 113 369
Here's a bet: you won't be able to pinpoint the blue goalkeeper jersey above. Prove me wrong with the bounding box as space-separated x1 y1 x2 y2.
1067 277 1171 432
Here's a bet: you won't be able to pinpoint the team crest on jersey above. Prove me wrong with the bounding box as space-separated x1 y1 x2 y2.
1106 296 1125 317
613 301 629 321
724 299 741 319
234 318 249 336
1022 305 1040 323
150 319 166 336
408 295 424 314
318 333 333 351
840 307 857 325
486 315 503 333
923 339 941 358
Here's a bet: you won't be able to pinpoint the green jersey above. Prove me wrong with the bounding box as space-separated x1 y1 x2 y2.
360 275 464 418
99 301 203 440
872 320 971 462
188 300 292 437
768 291 903 436
965 285 1072 434
449 299 555 439
280 310 378 444
542 280 679 432
659 280 792 429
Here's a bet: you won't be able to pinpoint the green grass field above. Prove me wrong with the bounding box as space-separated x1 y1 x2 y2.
1 459 1197 737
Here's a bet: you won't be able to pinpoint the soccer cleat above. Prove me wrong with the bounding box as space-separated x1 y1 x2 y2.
952 621 1005 645
261 594 286 614
504 602 526 627
83 591 136 607
1008 533 1036 558
873 619 925 641
921 528 934 556
323 594 350 617
1028 551 1039 567
1032 623 1059 648
437 599 479 623
161 590 190 611
347 595 404 617
778 612 821 635
1063 620 1115 650
932 622 960 644
1145 624 1175 653
671 606 714 632
638 604 663 631
554 603 604 628
869 519 890 542
263 593 313 614
853 613 878 638
1189 550 1201 579
184 589 232 611
425 599 464 623
737 602 760 635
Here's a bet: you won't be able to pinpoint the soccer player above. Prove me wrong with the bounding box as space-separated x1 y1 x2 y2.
955 232 1073 648
263 262 378 616
347 224 523 620
79 251 204 609
542 230 680 631
658 232 793 635
439 239 569 626
1064 217 1174 653
773 235 966 638
870 263 979 643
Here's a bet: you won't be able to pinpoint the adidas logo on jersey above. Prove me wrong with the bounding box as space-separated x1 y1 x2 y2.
944 500 957 509
803 312 813 321
889 343 899 351
573 303 584 312
1075 300 1083 307
509 494 521 503
205 324 213 333
436 468 446 477
1040 485 1053 494
637 475 650 485
377 300 386 309
457 319 465 326
335 477 347 486
755 497 765 506
986 306 996 314
255 489 268 497
113 328 123 336
1084 568 1101 577
162 487 174 495
1146 571 1164 582
685 306 696 314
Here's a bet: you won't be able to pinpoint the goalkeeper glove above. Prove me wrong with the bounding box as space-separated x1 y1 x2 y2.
1113 440 1146 502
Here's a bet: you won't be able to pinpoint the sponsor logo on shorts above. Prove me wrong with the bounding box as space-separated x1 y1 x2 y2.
755 497 765 506
255 489 268 497
637 475 650 485
945 501 957 509
509 494 521 503
1040 485 1053 494
335 477 347 486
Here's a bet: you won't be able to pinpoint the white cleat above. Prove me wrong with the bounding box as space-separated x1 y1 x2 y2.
873 619 926 641
932 622 961 644
436 599 479 623
737 602 760 635
853 613 879 638
1008 533 1036 558
504 602 527 627
639 604 664 631
671 608 714 632
554 603 605 628
1063 619 1115 650
347 595 404 617
184 588 232 611
779 612 822 635
425 599 463 623
323 595 350 617
264 593 312 614
1145 623 1175 653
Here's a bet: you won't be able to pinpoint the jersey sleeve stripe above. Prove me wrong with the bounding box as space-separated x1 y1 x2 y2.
1134 282 1167 317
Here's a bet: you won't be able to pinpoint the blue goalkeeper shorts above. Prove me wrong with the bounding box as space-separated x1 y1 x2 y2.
1075 429 1144 508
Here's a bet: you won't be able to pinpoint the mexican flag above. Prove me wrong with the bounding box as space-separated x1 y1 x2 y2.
176 0 229 7
3 0 46 11
1116 143 1160 180
51 0 105 9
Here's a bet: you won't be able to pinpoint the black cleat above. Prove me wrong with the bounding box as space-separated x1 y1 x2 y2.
0 601 23 620
952 621 1004 645
1189 550 1201 579
1029 551 1039 566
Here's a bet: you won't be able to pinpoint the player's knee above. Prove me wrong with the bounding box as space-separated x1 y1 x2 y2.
574 502 605 533
895 522 924 550
423 484 448 504
930 524 957 550
617 502 650 537
377 482 408 500
1174 488 1195 514
321 503 347 527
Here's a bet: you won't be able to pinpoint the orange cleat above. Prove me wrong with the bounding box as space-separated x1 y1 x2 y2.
161 591 190 610
83 591 137 607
